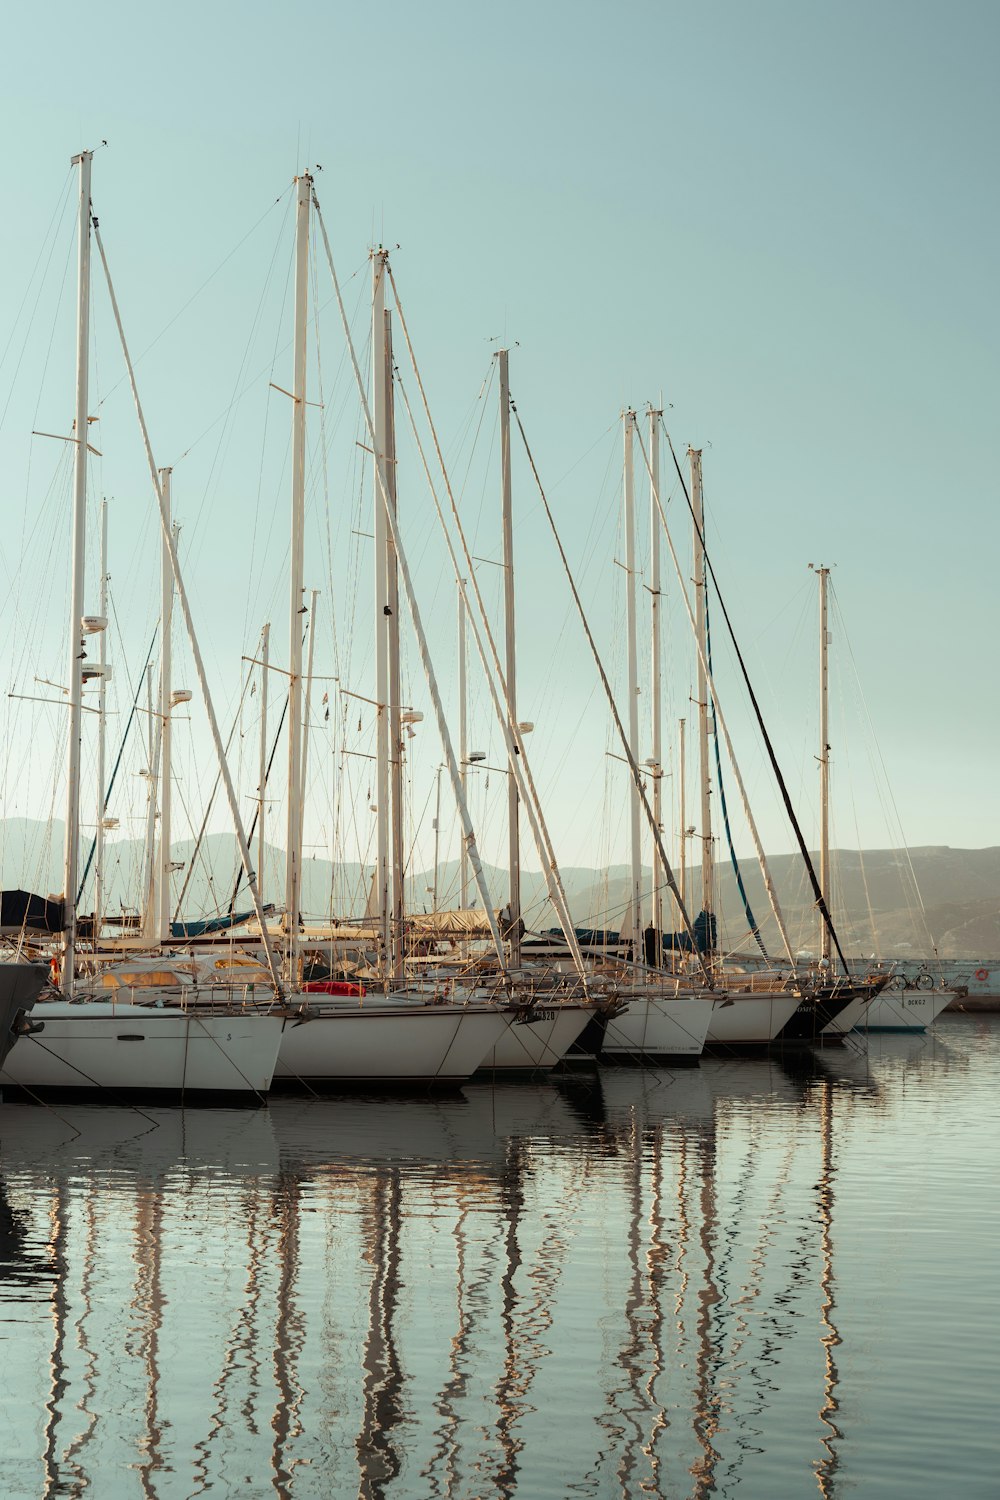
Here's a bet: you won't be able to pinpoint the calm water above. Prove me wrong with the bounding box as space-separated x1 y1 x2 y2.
0 1015 996 1499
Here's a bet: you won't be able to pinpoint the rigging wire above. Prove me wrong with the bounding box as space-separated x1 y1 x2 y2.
95 180 297 415
830 583 938 956
92 213 282 991
509 395 710 981
309 203 509 969
630 421 795 967
659 418 850 977
171 669 259 921
378 266 587 974
75 628 158 906
703 584 768 957
0 170 74 442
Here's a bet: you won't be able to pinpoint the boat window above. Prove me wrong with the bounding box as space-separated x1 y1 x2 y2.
101 970 184 988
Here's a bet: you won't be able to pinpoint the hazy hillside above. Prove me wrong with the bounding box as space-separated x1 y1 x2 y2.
3 816 998 958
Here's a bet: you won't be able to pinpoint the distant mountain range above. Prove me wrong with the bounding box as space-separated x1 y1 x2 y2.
2 817 998 958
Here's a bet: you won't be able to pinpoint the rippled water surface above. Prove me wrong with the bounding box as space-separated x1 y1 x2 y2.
1 1015 997 1498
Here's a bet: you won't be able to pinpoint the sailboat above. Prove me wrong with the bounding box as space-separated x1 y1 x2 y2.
1 150 284 1097
804 566 951 1037
261 181 512 1085
520 407 833 1052
465 346 603 1072
644 438 879 1046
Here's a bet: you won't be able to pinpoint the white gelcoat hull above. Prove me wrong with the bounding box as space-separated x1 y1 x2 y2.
821 993 875 1036
1 1003 283 1093
275 1004 512 1083
855 989 954 1033
476 1004 593 1072
601 995 712 1059
705 992 801 1047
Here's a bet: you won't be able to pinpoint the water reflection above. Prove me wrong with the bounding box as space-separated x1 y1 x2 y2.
0 1022 992 1498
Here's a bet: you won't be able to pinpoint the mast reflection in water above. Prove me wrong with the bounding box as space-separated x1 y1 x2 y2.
0 1018 995 1498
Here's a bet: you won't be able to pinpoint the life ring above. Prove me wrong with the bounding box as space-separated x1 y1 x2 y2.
975 968 989 982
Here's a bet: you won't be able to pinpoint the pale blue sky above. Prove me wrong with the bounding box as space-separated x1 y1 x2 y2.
0 0 997 898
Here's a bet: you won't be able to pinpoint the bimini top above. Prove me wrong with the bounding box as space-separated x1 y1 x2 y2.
169 906 273 938
0 889 65 937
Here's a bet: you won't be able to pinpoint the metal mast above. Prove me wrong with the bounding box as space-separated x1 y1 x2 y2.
816 564 832 963
432 765 442 914
648 406 663 955
457 585 469 908
384 311 405 978
141 663 161 939
498 349 520 964
257 621 270 911
284 171 311 984
299 587 320 894
689 447 713 940
62 149 93 995
372 250 392 977
157 467 173 942
92 216 284 992
93 499 109 940
678 716 687 916
622 409 642 946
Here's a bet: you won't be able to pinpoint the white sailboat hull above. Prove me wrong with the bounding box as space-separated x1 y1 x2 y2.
476 1003 594 1072
854 989 954 1033
1 1003 283 1094
705 992 802 1047
821 992 875 1036
274 1003 512 1083
601 994 712 1059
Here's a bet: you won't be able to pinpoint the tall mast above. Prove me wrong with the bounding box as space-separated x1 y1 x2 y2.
498 349 520 964
284 170 311 983
62 148 93 996
648 406 663 954
622 409 642 945
258 621 270 911
299 587 320 896
384 310 404 979
689 447 713 941
432 765 442 914
93 499 108 939
817 564 832 963
157 467 173 943
93 218 284 992
372 250 392 977
457 584 469 908
141 663 161 938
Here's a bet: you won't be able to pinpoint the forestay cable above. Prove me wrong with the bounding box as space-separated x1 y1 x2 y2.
633 423 796 969
659 420 849 977
382 265 588 982
388 352 588 984
509 399 712 988
310 194 506 971
92 216 283 997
